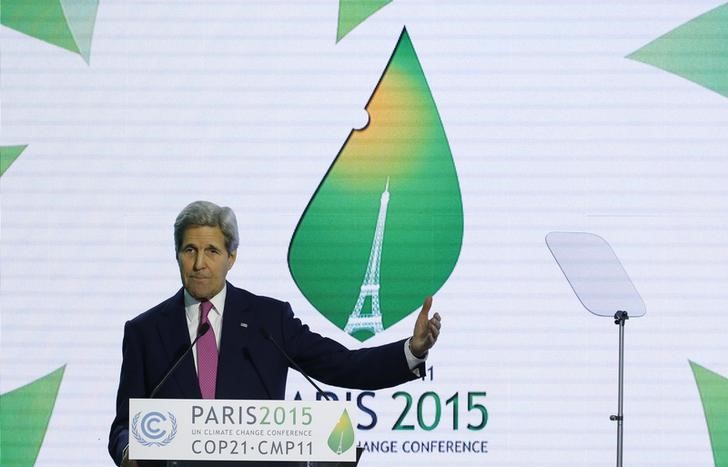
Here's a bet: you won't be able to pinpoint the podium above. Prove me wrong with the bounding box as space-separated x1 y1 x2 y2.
129 399 362 467
166 449 363 466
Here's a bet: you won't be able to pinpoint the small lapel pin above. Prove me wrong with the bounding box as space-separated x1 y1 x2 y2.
240 322 248 328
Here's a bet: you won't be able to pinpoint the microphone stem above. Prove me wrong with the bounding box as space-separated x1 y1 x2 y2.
149 324 209 398
262 330 331 400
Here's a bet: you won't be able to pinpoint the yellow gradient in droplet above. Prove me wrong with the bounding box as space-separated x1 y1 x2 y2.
334 70 430 186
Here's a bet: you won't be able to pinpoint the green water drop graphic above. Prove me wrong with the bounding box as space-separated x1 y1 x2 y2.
628 4 728 98
288 28 463 342
0 366 66 465
327 409 355 454
690 361 728 467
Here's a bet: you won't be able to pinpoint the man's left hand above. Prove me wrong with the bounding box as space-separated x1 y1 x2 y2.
409 296 441 358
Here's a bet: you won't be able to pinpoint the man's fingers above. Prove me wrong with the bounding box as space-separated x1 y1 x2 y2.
429 321 440 340
413 296 441 354
427 313 441 334
420 296 433 317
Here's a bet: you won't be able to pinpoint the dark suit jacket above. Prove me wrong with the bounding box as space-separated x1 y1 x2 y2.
109 283 418 466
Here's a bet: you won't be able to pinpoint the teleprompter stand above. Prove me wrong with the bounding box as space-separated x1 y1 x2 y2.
546 232 646 467
610 310 628 467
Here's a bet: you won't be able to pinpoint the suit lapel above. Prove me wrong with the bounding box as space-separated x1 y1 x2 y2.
156 289 202 399
217 283 254 398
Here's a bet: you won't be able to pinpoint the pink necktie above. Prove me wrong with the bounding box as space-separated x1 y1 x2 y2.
197 300 218 399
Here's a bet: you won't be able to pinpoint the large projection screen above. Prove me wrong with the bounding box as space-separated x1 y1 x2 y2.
1 2 727 466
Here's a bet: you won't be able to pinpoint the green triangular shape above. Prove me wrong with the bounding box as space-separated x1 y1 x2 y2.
336 0 393 42
690 361 728 467
0 144 28 176
59 0 99 63
0 366 66 466
627 4 728 97
0 0 99 63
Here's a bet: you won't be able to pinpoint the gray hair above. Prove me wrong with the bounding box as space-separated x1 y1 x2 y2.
174 201 240 254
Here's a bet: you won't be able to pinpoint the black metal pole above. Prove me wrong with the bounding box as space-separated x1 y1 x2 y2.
610 310 629 467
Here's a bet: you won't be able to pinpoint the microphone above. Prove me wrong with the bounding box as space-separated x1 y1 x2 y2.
260 328 332 400
149 322 210 398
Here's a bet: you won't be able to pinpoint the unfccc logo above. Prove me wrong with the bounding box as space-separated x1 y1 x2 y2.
131 411 177 447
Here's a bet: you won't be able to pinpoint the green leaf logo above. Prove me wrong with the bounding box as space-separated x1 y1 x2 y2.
288 27 462 342
0 0 99 63
337 0 393 42
327 409 355 454
0 145 28 177
627 4 728 98
0 366 66 466
690 361 728 467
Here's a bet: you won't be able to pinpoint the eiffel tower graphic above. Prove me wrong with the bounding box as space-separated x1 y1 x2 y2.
344 178 390 335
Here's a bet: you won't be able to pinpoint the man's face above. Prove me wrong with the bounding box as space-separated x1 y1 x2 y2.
177 225 237 300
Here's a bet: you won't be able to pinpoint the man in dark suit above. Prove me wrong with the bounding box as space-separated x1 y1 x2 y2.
109 201 441 467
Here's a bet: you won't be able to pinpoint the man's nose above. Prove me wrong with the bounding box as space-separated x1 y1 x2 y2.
193 253 206 270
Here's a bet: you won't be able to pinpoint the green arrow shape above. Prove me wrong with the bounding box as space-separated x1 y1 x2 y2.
327 409 355 454
0 366 66 466
337 0 393 42
1 145 28 176
288 28 463 342
690 361 728 467
627 4 728 97
0 0 99 63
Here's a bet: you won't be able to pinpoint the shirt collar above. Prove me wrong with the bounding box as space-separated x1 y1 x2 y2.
183 284 227 322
